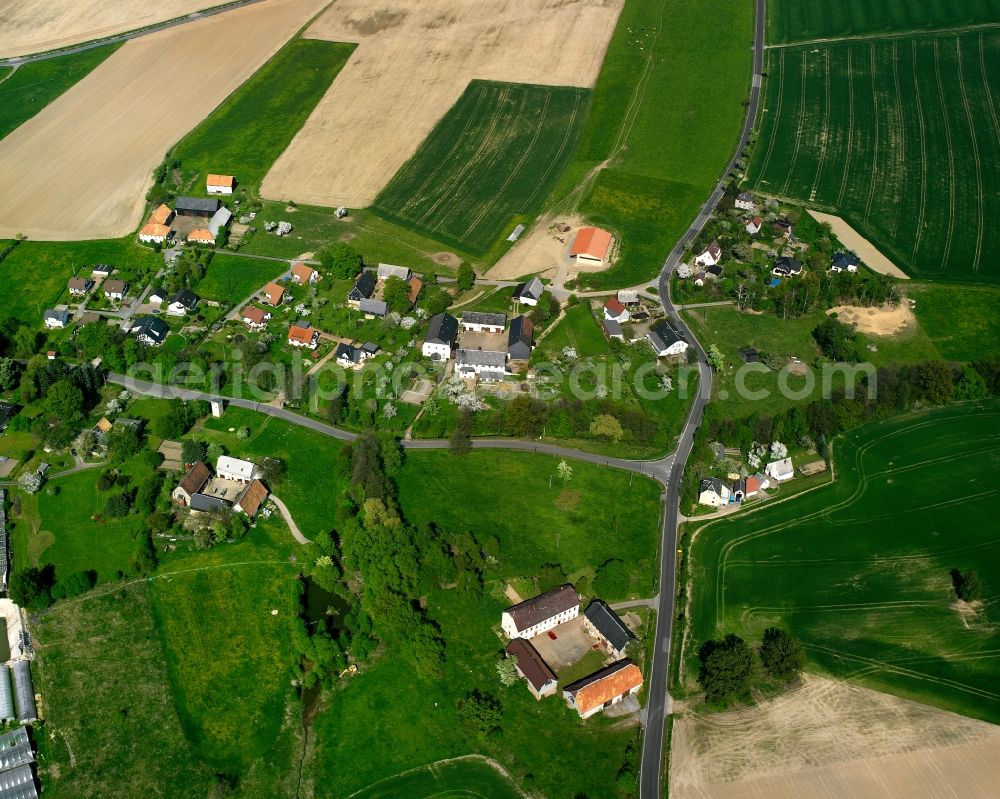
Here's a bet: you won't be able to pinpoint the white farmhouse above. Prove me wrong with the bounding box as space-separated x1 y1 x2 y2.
501 584 579 639
648 322 688 357
422 312 458 360
460 311 506 334
765 457 794 482
694 241 723 268
206 174 235 195
698 477 731 507
217 456 258 484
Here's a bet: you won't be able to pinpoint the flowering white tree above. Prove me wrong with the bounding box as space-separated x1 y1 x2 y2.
770 440 788 460
18 472 43 494
400 316 417 330
747 441 767 470
294 303 311 316
557 459 573 482
562 347 578 360
276 221 293 236
118 390 132 403
382 403 397 419
677 262 693 279
659 374 673 393
105 398 123 415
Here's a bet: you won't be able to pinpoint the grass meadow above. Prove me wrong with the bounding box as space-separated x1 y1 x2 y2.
538 301 610 358
171 39 355 193
374 81 589 255
908 282 1000 361
550 0 753 288
0 237 160 322
0 44 120 141
198 254 286 302
749 30 1000 283
767 0 1000 43
348 758 524 799
680 402 1000 722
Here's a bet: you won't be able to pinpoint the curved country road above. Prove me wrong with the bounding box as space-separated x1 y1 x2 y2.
104 0 764 789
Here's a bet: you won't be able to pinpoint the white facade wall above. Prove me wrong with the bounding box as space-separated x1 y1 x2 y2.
422 341 452 360
207 184 233 195
139 232 166 243
461 321 504 334
501 605 579 639
578 684 640 719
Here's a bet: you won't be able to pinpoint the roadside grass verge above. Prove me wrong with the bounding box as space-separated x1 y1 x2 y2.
679 402 1000 722
399 449 663 599
374 81 589 255
171 39 356 193
0 237 160 322
0 44 120 140
198 254 286 302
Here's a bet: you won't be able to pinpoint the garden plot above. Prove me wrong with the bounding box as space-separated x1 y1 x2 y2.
260 0 622 209
0 0 326 240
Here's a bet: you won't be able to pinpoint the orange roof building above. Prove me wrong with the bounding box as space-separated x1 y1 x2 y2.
562 659 643 719
236 479 268 517
291 263 318 285
570 226 613 265
187 228 215 244
139 223 171 242
408 276 423 305
263 282 285 306
288 323 319 349
242 306 270 328
149 204 174 226
206 174 235 194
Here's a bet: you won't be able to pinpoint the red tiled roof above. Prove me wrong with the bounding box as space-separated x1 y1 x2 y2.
263 282 285 305
207 174 234 188
408 276 423 304
570 226 612 260
568 660 643 715
242 306 268 325
140 223 170 238
605 297 626 315
237 479 268 517
291 263 317 284
178 462 210 497
187 228 214 243
745 476 761 494
288 324 315 345
149 204 173 225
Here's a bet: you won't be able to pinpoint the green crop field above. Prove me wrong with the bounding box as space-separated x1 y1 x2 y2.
374 80 589 255
171 39 355 192
197 254 285 302
0 44 119 141
551 0 753 288
767 0 1000 44
349 758 525 799
681 402 1000 722
749 30 1000 283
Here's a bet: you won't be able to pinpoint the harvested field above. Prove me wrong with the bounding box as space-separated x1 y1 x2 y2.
671 674 1000 799
0 0 231 59
261 0 623 209
0 0 326 240
828 302 915 335
373 81 588 254
809 211 909 279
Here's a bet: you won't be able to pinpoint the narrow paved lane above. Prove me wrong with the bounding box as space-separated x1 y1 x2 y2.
639 0 766 794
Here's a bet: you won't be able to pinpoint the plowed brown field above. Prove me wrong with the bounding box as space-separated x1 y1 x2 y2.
0 0 325 240
259 0 623 209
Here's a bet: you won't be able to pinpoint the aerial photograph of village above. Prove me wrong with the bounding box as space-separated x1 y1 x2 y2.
0 0 997 797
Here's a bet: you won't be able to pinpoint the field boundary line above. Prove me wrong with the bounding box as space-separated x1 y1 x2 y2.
954 39 985 273
764 21 1000 49
863 43 879 219
911 40 929 256
932 39 956 275
754 48 785 186
808 49 831 203
835 46 855 206
343 754 529 799
888 40 905 238
780 50 808 197
978 33 1000 145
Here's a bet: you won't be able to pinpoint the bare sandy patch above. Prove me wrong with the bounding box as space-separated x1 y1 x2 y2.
0 0 326 240
487 215 582 281
0 0 234 59
671 675 1000 799
260 0 623 208
829 303 916 336
808 210 910 279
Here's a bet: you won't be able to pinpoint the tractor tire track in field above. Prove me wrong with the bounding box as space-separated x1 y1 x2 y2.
807 49 831 204
888 40 906 238
780 50 809 197
612 0 668 157
755 48 785 185
863 44 880 219
978 33 1000 144
911 40 929 257
460 91 551 240
836 46 856 207
518 92 583 212
932 39 957 275
954 38 985 274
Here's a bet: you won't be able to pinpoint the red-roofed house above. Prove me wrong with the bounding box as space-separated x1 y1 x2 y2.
570 226 613 266
291 263 319 285
288 323 319 350
263 282 285 307
241 306 271 331
563 659 643 719
745 216 763 235
603 297 630 323
187 228 215 245
694 241 723 267
408 276 423 305
206 174 235 195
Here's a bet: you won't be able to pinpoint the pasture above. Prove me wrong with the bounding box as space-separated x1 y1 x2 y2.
0 44 119 140
171 39 354 193
680 402 1000 723
748 30 1000 283
197 254 285 302
0 0 327 240
555 0 754 288
767 0 1000 44
374 81 589 254
349 758 525 799
262 0 621 209
538 301 610 358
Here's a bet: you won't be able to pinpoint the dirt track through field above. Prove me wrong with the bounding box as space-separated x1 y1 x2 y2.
808 210 910 278
671 675 1000 799
260 0 623 209
0 0 233 59
0 0 326 241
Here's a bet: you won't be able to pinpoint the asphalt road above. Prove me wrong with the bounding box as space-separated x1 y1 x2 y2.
0 0 267 67
639 0 766 795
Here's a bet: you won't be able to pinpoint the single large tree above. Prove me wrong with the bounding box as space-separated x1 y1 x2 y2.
758 627 804 682
698 633 757 707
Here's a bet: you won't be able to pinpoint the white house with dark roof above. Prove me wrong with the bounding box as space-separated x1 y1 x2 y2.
347 271 377 307
648 321 688 357
166 289 199 316
461 311 506 333
501 584 579 639
513 277 544 307
422 312 458 360
735 191 756 211
694 241 723 268
584 600 636 659
830 252 861 273
456 348 507 378
132 316 169 346
772 256 803 277
44 309 70 329
505 638 558 700
698 477 731 507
